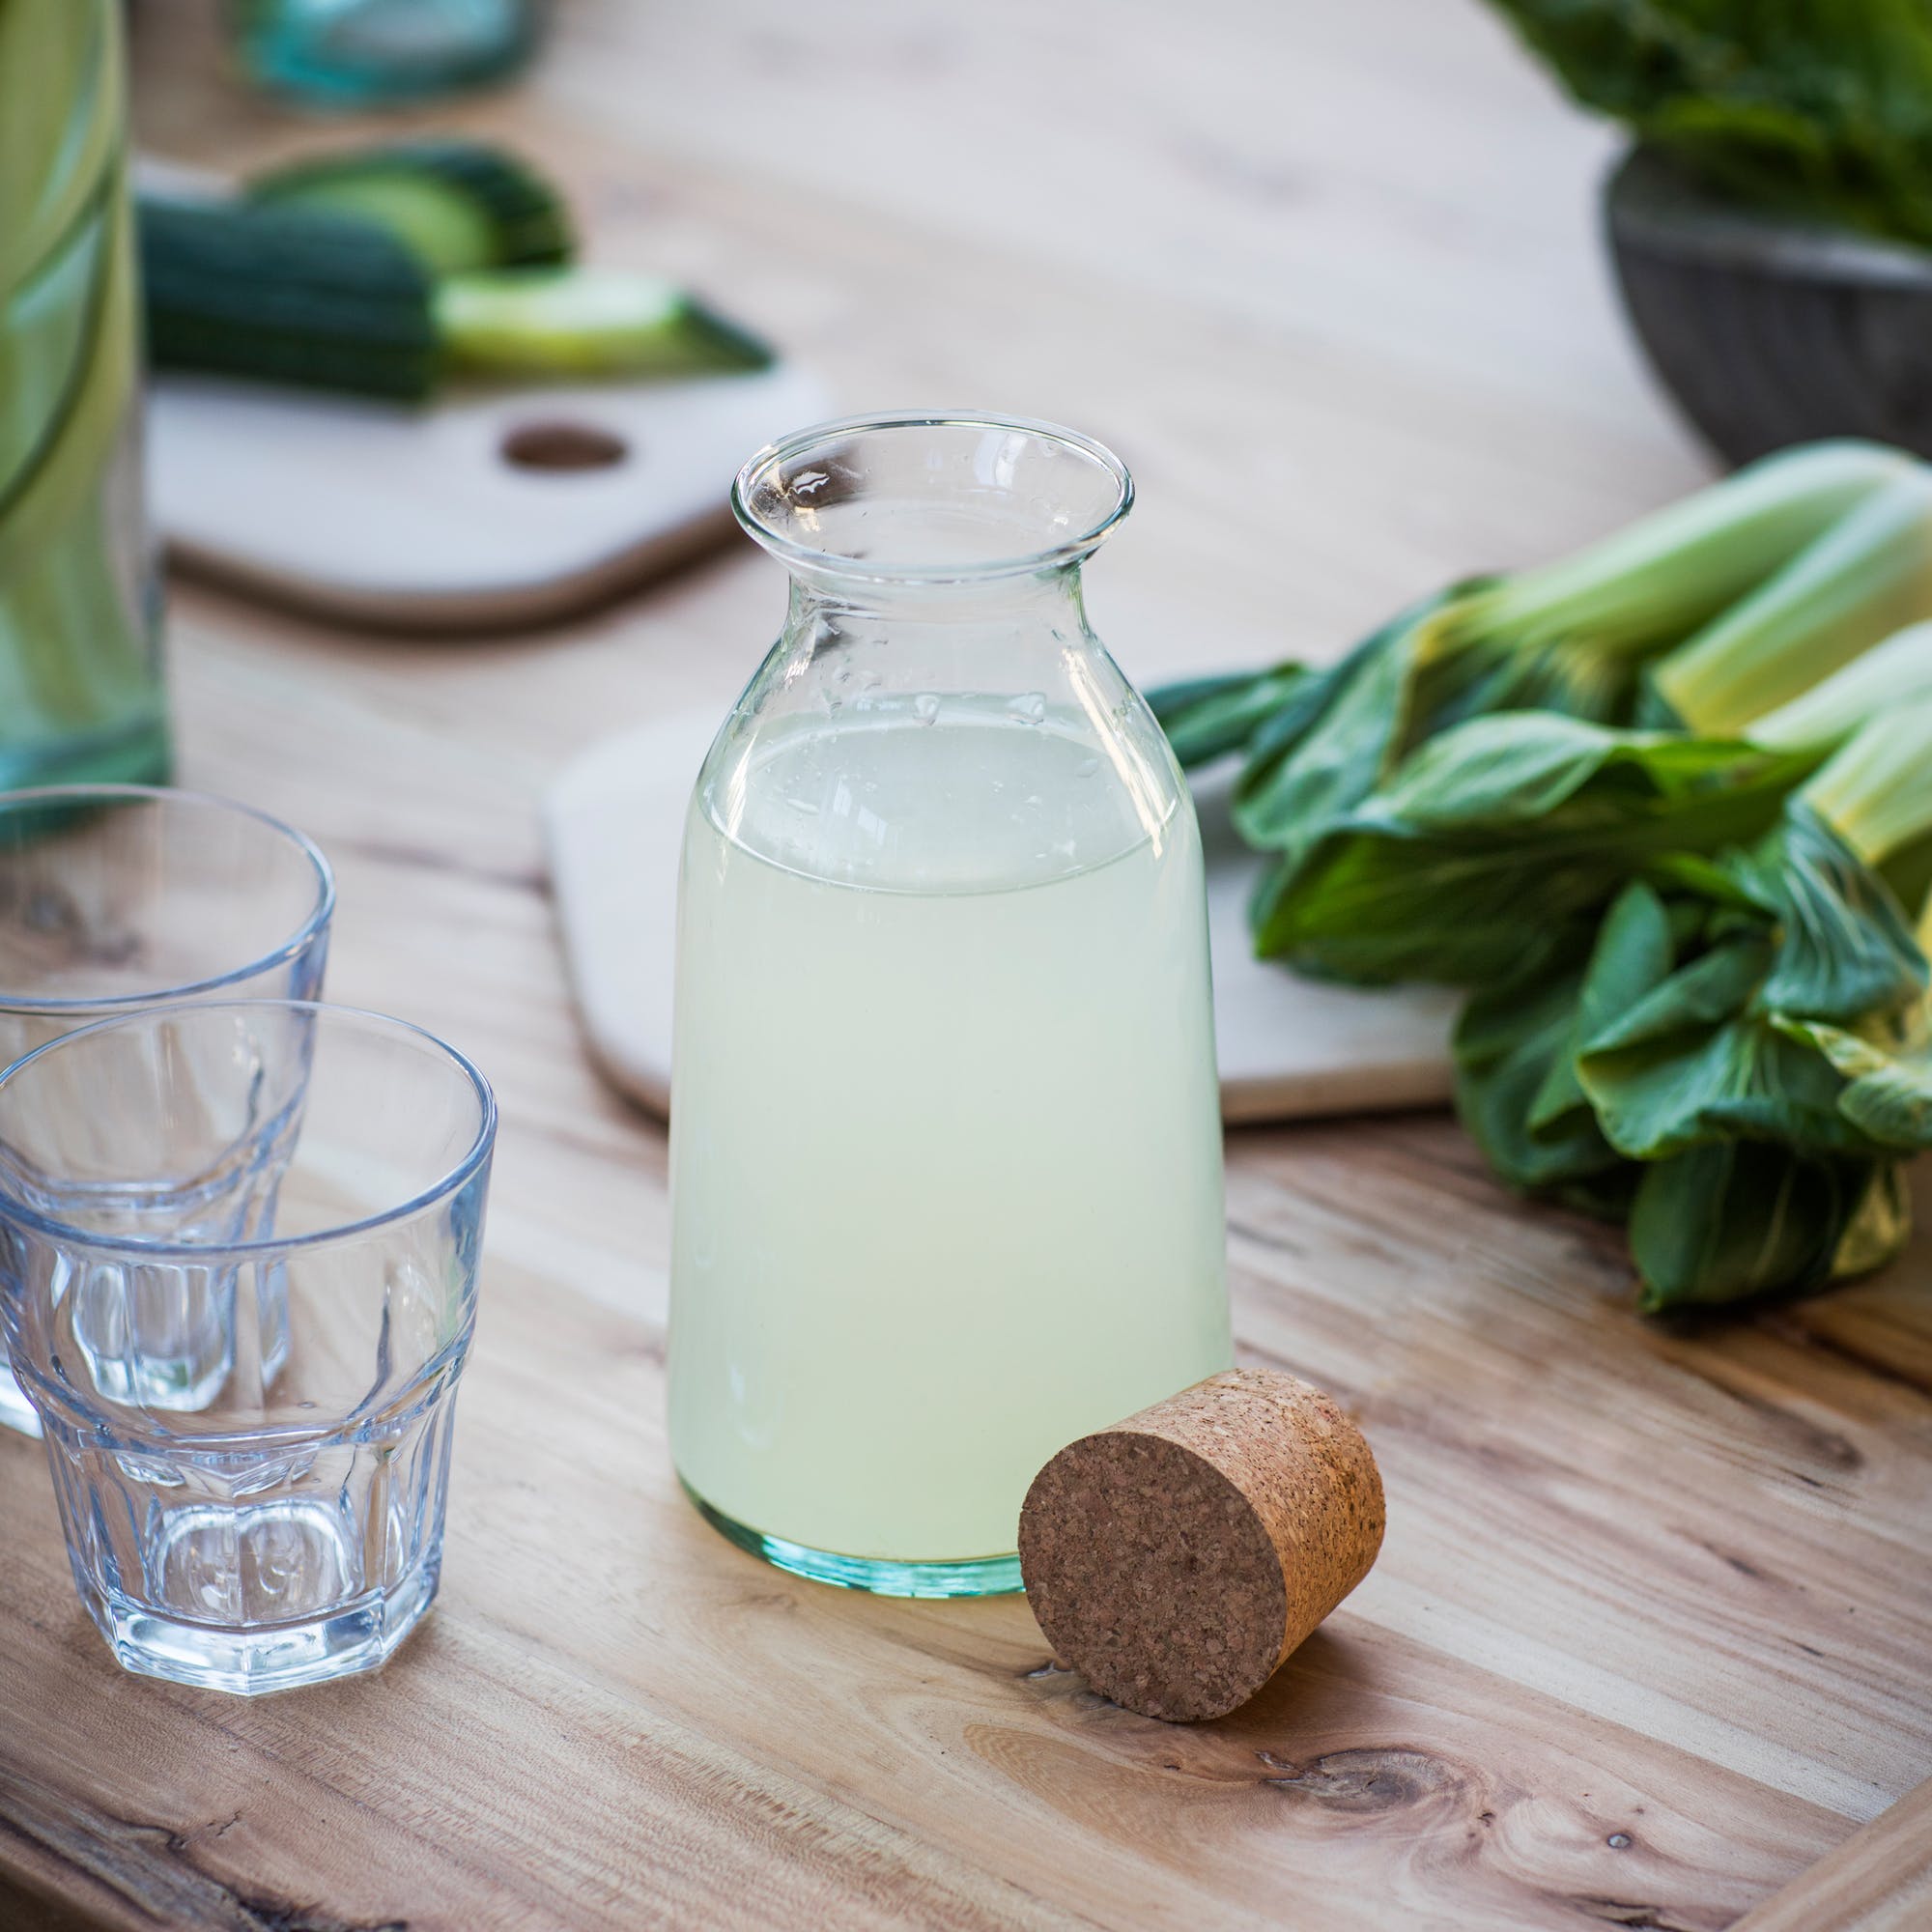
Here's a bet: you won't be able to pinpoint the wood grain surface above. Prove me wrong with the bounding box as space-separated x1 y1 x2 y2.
1 3 1927 1927
1732 1777 1932 1932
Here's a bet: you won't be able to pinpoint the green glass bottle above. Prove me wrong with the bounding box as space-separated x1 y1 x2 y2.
0 0 169 789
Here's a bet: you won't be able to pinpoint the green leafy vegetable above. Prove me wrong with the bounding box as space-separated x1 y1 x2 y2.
1155 442 1921 781
1748 616 1932 748
1248 612 1932 986
1384 668 1932 1315
1146 448 1932 1316
1577 902 1891 1164
1254 714 1814 984
1482 0 1932 248
1452 894 1668 1208
1627 1142 1910 1312
1647 472 1932 731
1457 866 1921 1312
1148 664 1309 768
1563 705 1932 1306
1776 1015 1932 1149
1209 442 1920 934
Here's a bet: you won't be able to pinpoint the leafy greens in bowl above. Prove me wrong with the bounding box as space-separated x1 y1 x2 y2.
1484 0 1932 248
1480 3 1932 463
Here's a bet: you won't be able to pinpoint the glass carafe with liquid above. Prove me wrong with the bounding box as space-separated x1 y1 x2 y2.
668 412 1232 1596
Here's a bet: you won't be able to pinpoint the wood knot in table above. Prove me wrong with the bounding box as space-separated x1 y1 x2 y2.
1570 1898 1704 1932
1255 1747 1467 1815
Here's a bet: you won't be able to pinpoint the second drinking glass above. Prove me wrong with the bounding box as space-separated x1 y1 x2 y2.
668 412 1233 1596
0 786 334 1435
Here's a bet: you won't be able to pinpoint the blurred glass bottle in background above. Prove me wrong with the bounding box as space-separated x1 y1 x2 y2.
228 0 542 105
0 0 169 788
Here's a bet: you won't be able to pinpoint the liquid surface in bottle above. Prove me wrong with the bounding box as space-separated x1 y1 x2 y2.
668 701 1232 1562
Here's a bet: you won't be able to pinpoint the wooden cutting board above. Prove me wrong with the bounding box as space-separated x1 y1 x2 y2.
149 362 829 630
543 710 1459 1124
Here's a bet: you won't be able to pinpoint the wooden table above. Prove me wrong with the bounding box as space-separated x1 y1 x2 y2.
4 4 1929 1927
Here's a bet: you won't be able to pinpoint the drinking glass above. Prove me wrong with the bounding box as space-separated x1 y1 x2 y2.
0 785 334 1435
668 412 1233 1597
0 1001 495 1694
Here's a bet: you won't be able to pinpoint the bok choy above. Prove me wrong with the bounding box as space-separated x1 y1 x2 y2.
1249 596 1932 989
1147 442 1932 1314
1155 444 1932 958
1462 699 1932 1309
1579 703 1932 1163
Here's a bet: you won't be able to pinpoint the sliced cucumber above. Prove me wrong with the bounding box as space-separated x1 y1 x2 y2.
247 138 573 274
435 269 772 380
138 196 771 400
139 197 439 400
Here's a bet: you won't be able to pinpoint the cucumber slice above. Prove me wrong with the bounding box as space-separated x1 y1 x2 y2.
139 198 439 401
248 138 574 274
435 269 772 381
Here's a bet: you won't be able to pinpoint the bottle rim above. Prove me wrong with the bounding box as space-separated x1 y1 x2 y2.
731 410 1134 585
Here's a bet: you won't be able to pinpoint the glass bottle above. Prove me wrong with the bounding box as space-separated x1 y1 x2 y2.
0 0 169 789
226 0 542 105
668 412 1233 1597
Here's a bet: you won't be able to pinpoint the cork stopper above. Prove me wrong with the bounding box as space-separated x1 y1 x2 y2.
1017 1368 1384 1722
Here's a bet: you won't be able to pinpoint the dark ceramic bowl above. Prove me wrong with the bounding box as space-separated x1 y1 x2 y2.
1605 147 1932 465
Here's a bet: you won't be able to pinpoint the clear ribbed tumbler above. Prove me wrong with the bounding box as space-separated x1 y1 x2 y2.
0 1001 494 1693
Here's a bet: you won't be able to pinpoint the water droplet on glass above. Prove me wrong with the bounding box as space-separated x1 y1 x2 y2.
914 694 941 724
835 665 852 684
1074 756 1100 778
1024 794 1042 807
1009 693 1046 724
1606 1833 1632 1851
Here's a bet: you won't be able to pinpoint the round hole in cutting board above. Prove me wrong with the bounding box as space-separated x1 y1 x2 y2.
500 421 631 471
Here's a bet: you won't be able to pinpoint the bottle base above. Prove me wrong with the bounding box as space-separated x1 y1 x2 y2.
681 1480 1024 1599
0 712 170 791
234 1 539 107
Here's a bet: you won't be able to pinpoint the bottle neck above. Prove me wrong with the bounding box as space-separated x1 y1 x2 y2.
702 541 1185 869
781 562 1091 644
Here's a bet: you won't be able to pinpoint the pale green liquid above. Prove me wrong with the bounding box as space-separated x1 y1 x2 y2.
668 705 1232 1567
